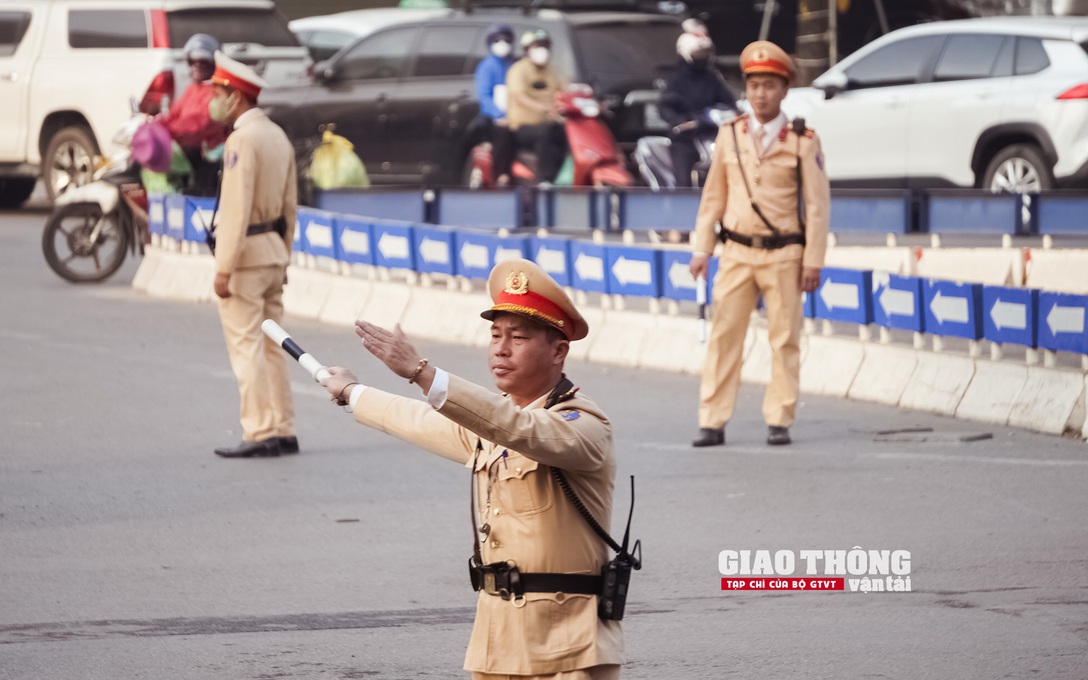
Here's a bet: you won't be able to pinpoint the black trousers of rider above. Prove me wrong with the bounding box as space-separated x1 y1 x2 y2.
669 136 701 188
505 122 567 184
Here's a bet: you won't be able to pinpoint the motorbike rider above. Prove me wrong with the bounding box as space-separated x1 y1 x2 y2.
156 33 230 195
659 26 737 187
473 24 518 186
501 29 568 186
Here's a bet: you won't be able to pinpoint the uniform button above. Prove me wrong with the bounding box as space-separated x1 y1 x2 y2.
515 466 522 474
493 508 502 516
555 592 566 603
490 539 500 549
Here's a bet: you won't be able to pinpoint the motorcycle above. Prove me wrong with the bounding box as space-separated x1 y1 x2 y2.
466 85 632 188
634 105 736 190
42 110 152 283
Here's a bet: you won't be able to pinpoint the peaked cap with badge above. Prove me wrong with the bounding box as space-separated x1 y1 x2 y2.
211 51 268 100
740 40 795 82
482 259 589 341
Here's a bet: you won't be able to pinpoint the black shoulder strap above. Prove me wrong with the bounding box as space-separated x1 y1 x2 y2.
545 377 641 569
792 117 807 236
728 122 781 236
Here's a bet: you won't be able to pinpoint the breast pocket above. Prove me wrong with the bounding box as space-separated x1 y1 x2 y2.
493 456 554 516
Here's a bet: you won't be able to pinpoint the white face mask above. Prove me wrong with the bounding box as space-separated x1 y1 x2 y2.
490 40 512 58
529 46 550 66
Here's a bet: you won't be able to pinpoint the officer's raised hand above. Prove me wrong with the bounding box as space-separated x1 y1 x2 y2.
355 320 436 390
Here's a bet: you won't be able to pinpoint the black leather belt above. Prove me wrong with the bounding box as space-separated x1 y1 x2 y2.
470 560 602 599
720 228 805 250
246 217 287 237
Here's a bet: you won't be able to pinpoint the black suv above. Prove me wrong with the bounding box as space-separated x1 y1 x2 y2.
263 6 682 186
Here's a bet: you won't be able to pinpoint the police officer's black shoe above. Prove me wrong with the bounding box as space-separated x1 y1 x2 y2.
277 436 299 454
692 427 725 447
767 426 791 446
214 438 281 458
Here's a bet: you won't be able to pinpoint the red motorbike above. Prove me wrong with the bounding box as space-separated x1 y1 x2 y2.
467 85 632 188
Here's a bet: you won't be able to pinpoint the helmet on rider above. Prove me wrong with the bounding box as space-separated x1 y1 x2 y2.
487 23 514 58
184 33 220 82
677 31 714 66
524 28 552 66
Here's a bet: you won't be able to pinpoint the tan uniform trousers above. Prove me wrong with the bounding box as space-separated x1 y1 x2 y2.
473 665 621 680
217 264 293 442
699 255 803 429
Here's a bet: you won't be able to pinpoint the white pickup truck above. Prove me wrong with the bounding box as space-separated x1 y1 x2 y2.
0 0 310 208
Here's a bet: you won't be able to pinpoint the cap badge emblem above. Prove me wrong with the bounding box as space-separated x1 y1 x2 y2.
504 271 529 295
753 48 768 61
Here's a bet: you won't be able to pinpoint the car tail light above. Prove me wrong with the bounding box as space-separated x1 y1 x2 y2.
149 9 169 48
139 70 174 115
1057 83 1088 99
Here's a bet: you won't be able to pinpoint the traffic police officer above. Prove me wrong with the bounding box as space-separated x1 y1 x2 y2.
689 40 830 447
323 259 624 679
209 52 299 458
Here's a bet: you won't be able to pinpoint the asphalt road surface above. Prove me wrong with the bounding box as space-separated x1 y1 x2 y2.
2 205 1087 679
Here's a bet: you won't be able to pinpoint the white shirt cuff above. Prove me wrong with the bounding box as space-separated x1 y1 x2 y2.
427 368 449 409
347 384 368 410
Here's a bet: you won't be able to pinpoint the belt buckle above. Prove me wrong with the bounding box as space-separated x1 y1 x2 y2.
750 234 764 249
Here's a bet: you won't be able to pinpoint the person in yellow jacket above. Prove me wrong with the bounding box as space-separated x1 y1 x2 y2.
209 52 299 458
689 40 831 448
322 259 624 679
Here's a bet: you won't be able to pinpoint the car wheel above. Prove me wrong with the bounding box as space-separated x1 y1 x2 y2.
984 144 1053 194
44 126 98 202
0 177 37 209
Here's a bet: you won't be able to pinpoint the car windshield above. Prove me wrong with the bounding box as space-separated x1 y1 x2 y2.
572 20 681 95
167 8 299 47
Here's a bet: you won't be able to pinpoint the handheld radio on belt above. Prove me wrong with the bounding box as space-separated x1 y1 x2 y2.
468 377 641 621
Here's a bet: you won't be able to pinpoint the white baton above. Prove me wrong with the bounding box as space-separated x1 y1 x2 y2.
261 319 332 384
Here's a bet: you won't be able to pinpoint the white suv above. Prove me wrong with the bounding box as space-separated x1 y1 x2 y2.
784 17 1088 193
0 0 310 208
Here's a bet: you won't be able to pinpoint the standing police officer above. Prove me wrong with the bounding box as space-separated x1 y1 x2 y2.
689 41 830 448
322 259 624 679
209 52 299 458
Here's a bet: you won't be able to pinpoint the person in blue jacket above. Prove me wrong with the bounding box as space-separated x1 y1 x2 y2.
473 24 517 185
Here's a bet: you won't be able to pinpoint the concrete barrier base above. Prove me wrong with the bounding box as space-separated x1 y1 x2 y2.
1008 367 1086 436
955 361 1029 425
801 335 864 398
899 352 976 416
131 252 1088 442
848 344 917 406
318 276 371 328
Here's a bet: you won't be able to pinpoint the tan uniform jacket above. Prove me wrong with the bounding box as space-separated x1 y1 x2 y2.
353 373 623 675
693 113 830 269
506 59 566 130
214 109 297 274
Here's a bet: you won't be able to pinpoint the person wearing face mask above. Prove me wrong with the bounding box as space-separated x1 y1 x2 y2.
504 29 568 185
155 33 230 195
473 24 517 186
207 51 299 460
658 29 737 188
